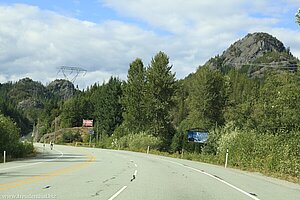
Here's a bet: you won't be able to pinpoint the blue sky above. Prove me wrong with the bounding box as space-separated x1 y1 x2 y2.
10 0 120 22
2 0 172 35
0 0 299 89
6 0 298 34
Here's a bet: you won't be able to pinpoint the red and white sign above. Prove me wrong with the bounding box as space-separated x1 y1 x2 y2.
83 119 93 127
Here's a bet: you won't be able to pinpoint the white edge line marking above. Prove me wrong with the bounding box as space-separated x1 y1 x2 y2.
134 170 137 176
163 159 260 200
0 148 64 171
134 164 138 167
108 186 127 200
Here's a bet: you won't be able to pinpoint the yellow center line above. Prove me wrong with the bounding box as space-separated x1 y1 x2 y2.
0 153 96 191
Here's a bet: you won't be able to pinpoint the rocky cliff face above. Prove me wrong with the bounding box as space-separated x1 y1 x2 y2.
205 32 298 76
7 78 50 111
7 78 75 112
18 98 44 110
47 79 75 100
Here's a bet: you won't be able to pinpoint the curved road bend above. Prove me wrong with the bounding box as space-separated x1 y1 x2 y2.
0 143 299 200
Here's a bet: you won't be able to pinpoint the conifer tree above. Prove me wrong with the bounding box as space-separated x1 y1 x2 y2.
145 52 176 148
122 58 147 133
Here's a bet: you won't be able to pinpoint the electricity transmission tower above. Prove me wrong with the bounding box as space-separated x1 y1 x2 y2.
57 66 87 83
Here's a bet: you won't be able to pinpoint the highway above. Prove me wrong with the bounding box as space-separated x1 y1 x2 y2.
0 143 299 200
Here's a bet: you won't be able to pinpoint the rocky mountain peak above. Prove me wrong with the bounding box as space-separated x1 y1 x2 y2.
47 79 75 100
205 32 297 75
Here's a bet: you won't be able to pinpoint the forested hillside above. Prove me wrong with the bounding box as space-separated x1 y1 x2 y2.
0 78 76 160
0 32 299 181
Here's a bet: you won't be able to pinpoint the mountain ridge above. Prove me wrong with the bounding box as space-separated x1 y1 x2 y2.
0 78 76 128
204 32 298 76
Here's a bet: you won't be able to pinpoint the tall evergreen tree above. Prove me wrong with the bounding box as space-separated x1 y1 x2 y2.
185 67 225 130
60 96 81 127
122 58 147 133
171 80 189 128
251 72 300 133
145 51 176 148
223 69 260 129
92 77 123 136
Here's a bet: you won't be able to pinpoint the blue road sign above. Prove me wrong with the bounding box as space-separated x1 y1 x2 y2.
188 131 208 143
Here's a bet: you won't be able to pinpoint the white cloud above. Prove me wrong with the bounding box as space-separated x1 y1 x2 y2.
0 2 300 90
101 0 300 61
0 4 161 89
101 0 280 33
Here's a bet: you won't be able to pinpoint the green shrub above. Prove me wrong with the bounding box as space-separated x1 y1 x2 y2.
62 130 82 143
0 114 34 160
97 133 114 149
0 114 20 153
115 132 162 152
216 127 300 179
11 141 34 158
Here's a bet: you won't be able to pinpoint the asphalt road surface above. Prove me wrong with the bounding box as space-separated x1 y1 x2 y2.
0 143 299 200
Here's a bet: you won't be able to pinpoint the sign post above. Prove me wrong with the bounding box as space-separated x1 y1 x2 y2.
225 148 229 168
89 134 91 147
88 129 94 147
83 119 93 147
3 151 6 163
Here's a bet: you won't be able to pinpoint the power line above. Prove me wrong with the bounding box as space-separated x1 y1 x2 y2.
57 66 87 83
222 61 298 75
226 61 298 68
